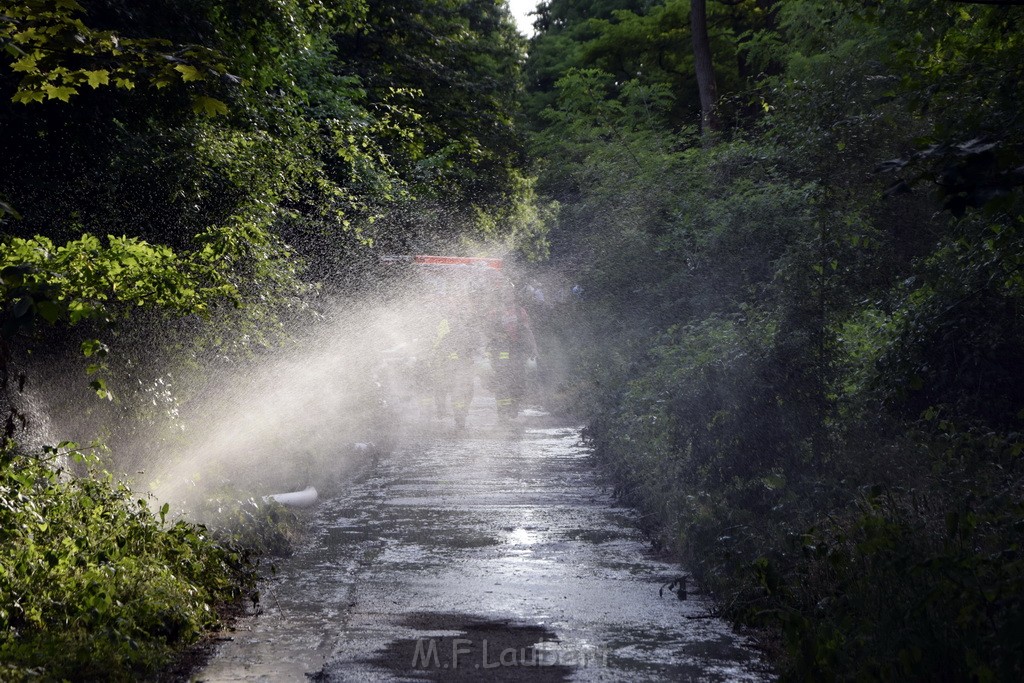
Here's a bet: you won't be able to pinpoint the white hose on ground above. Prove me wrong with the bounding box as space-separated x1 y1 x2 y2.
264 486 318 508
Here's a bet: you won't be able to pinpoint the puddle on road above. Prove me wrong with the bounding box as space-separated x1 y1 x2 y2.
350 613 573 682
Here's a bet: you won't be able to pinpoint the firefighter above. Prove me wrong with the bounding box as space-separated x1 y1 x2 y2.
485 280 538 421
430 288 479 429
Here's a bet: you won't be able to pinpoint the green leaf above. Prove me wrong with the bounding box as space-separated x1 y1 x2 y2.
89 378 112 400
192 95 228 117
83 69 110 89
35 300 60 323
43 84 78 102
12 89 46 104
81 339 108 358
10 55 38 73
174 64 204 82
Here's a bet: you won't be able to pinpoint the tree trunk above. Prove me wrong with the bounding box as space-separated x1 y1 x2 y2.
690 0 720 134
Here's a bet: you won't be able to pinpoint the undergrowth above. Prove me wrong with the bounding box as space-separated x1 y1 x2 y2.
0 442 269 681
585 362 1024 680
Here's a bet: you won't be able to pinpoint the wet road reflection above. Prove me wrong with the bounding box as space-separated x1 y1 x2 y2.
196 403 771 682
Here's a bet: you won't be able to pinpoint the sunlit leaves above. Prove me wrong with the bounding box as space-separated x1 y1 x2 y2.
83 69 109 88
9 55 38 72
334 0 528 211
1 0 233 109
0 233 242 337
0 1 538 673
11 89 45 104
80 339 108 358
0 444 255 679
88 377 112 401
42 83 76 101
174 64 204 82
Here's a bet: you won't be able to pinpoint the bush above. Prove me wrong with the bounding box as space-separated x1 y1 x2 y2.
0 445 256 680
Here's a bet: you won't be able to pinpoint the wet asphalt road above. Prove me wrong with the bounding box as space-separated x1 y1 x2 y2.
195 399 771 682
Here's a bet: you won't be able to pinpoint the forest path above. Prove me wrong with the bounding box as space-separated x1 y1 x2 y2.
195 400 769 682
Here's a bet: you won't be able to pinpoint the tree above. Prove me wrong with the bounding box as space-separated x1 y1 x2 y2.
523 0 652 124
689 0 718 132
334 0 528 208
525 0 771 132
527 0 1024 678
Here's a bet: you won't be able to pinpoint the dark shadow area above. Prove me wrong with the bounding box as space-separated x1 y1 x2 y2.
354 612 574 682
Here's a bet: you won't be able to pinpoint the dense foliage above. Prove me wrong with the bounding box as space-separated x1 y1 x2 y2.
527 0 1024 679
0 445 256 680
1 0 536 677
5 0 1022 677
